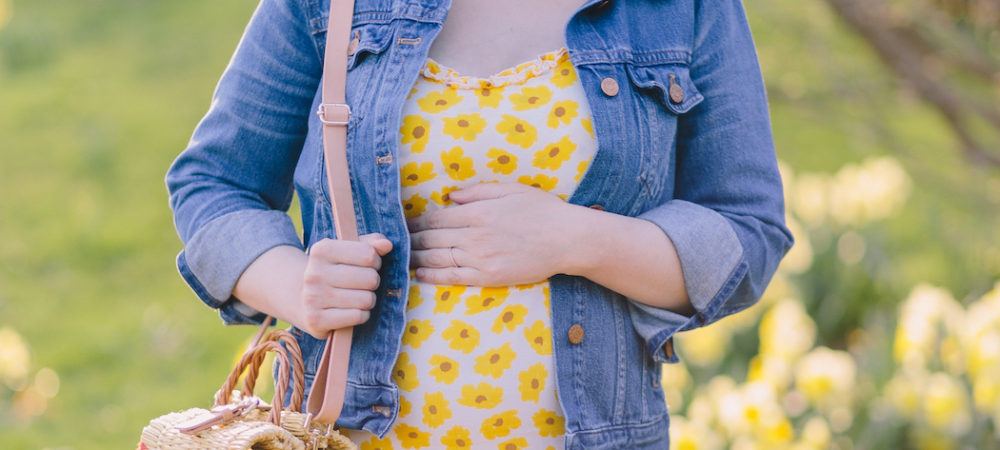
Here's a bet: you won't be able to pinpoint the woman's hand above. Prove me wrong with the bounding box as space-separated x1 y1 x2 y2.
296 233 393 339
408 183 587 286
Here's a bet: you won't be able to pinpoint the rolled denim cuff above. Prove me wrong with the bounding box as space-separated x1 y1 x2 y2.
176 209 303 325
629 199 744 363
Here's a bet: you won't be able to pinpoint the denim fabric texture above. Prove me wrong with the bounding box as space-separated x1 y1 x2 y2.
165 0 793 447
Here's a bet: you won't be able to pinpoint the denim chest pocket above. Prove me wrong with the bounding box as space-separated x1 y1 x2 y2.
625 62 704 115
346 23 393 70
618 62 704 212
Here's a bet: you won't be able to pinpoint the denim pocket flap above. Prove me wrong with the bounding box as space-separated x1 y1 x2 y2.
346 24 392 70
626 63 704 114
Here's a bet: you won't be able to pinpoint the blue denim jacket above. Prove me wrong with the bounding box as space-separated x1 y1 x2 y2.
166 0 792 447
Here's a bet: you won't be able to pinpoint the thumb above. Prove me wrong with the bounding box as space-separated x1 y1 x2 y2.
449 182 526 204
360 232 394 256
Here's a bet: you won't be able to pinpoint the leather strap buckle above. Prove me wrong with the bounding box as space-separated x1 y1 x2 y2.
316 103 351 126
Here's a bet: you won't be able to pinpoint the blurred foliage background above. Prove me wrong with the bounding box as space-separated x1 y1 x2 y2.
0 0 998 448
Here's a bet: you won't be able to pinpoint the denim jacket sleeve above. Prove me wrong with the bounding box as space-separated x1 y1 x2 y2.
165 0 320 324
628 0 793 363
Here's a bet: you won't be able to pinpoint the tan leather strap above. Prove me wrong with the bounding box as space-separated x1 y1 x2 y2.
308 0 359 425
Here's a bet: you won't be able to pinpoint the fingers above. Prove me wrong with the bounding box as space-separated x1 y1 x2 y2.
414 266 484 286
448 182 530 204
360 232 394 256
310 238 384 269
411 247 467 269
300 307 372 340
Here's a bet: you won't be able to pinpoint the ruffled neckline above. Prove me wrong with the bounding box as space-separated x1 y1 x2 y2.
420 48 568 89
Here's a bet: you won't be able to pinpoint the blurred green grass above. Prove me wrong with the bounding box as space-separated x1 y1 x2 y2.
0 0 998 448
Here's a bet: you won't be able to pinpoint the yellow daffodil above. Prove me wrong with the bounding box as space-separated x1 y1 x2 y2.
923 372 972 434
551 57 578 88
516 174 558 191
546 100 579 128
464 286 509 315
518 363 548 403
473 86 504 108
580 117 594 139
428 354 460 384
510 85 553 111
496 115 538 149
434 286 466 314
794 347 856 409
406 285 423 311
394 423 431 449
440 425 473 449
430 185 460 206
442 320 480 354
418 88 463 114
422 392 452 429
491 304 528 333
457 382 504 409
532 136 576 171
399 115 430 153
497 437 529 450
358 435 393 450
401 193 428 219
442 113 487 141
523 320 552 356
474 343 516 378
401 319 434 349
392 352 419 391
485 148 518 175
532 409 565 437
481 410 521 440
400 161 437 187
440 146 476 181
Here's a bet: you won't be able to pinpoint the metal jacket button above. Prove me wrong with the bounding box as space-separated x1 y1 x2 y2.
600 77 619 97
568 324 584 344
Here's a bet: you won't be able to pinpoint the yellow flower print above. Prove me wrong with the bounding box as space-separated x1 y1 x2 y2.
422 392 452 429
442 113 487 141
497 437 530 450
393 352 419 391
551 57 578 89
546 100 579 128
402 193 428 219
440 146 476 181
491 304 528 333
359 435 394 450
399 395 413 416
401 319 434 349
406 87 418 100
480 410 522 440
532 409 566 437
395 423 431 449
418 88 463 114
517 174 558 191
400 115 430 153
465 286 510 315
474 86 503 108
474 343 516 378
484 148 518 175
440 426 473 449
428 354 460 384
496 115 538 149
434 285 466 314
442 320 480 354
581 117 594 139
575 159 591 183
401 161 437 187
510 85 553 111
430 185 460 206
518 363 548 403
524 320 553 355
532 136 577 171
457 382 504 409
407 284 423 311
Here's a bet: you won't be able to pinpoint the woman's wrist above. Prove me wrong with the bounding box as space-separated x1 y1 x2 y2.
232 245 309 327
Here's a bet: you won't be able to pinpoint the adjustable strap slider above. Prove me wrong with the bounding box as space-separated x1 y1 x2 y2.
316 103 351 126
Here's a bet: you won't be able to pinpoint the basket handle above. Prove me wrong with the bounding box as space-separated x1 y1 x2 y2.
215 329 306 426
